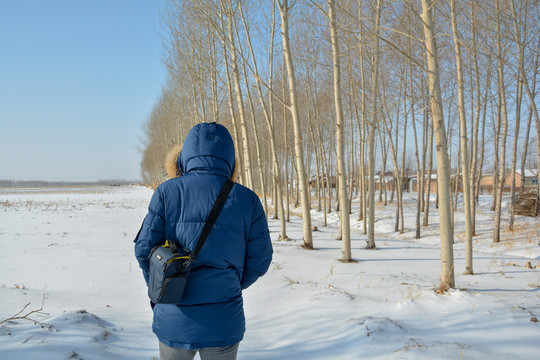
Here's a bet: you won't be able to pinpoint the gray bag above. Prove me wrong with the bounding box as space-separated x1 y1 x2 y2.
147 179 234 304
148 241 191 304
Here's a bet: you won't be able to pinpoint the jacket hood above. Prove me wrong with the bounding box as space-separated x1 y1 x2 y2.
165 122 236 179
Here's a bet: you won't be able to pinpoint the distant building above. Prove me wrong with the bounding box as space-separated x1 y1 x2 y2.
515 169 538 188
407 173 438 193
479 169 538 192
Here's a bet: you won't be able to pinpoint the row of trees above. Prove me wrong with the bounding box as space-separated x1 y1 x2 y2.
140 0 540 289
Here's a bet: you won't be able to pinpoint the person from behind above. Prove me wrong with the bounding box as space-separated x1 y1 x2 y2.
134 122 273 360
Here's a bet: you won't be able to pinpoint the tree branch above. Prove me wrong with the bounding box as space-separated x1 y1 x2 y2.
0 294 52 329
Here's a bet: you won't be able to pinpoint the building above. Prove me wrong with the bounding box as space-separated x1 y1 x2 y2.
407 173 438 193
479 169 538 193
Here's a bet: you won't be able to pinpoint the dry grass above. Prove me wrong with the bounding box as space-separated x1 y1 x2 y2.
329 261 336 275
326 284 355 299
494 216 540 249
1 200 12 210
435 268 455 294
401 283 422 300
282 275 300 285
435 281 452 295
454 232 466 243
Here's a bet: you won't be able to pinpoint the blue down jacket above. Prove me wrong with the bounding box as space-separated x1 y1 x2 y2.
134 122 272 349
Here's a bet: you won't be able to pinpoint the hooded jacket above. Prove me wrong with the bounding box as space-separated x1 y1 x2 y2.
134 122 273 349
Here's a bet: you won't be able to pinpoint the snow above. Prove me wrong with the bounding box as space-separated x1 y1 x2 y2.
1 185 539 359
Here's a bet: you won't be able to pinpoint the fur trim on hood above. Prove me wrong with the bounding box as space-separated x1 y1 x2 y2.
165 144 183 179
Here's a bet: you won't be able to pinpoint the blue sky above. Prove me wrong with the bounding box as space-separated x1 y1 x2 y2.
0 0 165 181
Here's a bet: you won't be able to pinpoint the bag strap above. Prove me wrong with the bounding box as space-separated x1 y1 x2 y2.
190 178 235 262
168 239 180 255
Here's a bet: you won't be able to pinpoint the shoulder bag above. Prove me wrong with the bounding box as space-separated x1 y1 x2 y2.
148 178 235 304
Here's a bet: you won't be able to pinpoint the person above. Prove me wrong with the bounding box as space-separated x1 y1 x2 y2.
134 122 273 360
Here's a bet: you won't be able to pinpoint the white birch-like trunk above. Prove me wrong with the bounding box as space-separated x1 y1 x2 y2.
451 0 473 275
226 3 254 190
409 63 422 239
221 34 245 186
366 0 382 250
493 0 509 244
423 115 434 226
470 1 481 236
278 0 313 248
508 0 526 231
421 0 455 288
240 0 287 239
328 0 351 261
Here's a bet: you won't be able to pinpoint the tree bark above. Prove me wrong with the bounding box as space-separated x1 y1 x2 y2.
409 63 422 239
451 0 473 275
328 0 351 260
421 0 455 288
225 2 254 190
277 0 313 247
238 0 287 239
493 0 510 244
366 0 383 250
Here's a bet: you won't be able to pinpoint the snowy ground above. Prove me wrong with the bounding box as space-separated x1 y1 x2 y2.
0 185 539 359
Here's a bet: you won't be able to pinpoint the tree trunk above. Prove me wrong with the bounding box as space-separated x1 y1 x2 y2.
328 0 351 260
451 0 473 275
240 53 267 213
423 113 434 226
221 29 245 186
238 0 287 238
421 0 455 288
366 0 382 250
283 86 291 223
278 1 313 247
508 0 526 231
226 3 254 190
493 0 510 244
469 0 481 236
410 64 422 239
399 88 407 234
357 1 367 234
210 34 220 124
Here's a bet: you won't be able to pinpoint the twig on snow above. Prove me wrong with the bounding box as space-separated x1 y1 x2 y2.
0 293 52 329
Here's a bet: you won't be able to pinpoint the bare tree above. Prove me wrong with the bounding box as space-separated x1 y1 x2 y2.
450 0 473 275
277 0 313 248
421 0 455 288
366 0 383 250
493 0 510 244
328 0 352 261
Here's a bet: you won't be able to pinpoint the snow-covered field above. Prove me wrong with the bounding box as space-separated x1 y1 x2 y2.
1 185 539 359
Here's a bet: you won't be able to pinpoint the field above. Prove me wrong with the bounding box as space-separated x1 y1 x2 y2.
0 185 539 359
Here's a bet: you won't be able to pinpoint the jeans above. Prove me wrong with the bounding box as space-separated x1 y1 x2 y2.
159 341 239 360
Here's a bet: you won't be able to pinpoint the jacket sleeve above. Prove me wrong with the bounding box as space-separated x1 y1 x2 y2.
241 197 273 290
134 188 166 285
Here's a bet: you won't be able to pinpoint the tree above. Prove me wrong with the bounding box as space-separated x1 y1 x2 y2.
421 0 455 288
366 0 383 250
277 0 313 249
450 0 473 275
493 0 510 244
328 0 352 261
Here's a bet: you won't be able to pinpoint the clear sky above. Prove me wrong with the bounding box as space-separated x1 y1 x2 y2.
0 0 165 181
